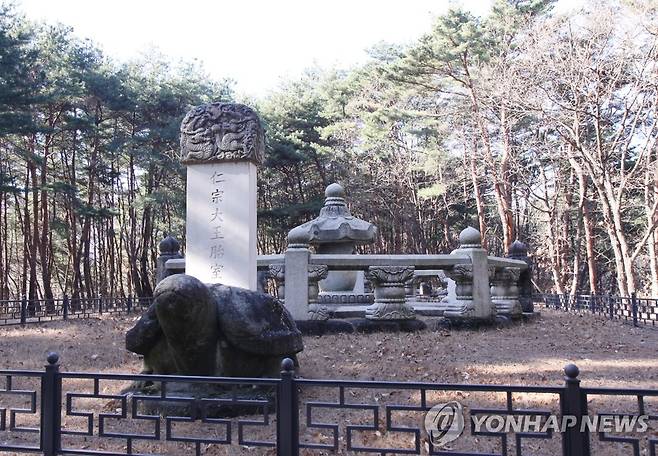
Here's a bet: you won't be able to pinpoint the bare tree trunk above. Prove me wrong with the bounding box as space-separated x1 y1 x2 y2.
468 141 487 246
647 149 658 296
40 134 54 304
575 164 598 294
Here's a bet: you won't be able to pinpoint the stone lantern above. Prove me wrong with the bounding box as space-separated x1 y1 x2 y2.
288 183 377 297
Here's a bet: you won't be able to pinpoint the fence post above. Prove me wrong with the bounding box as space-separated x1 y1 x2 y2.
98 296 103 315
62 294 69 320
41 352 61 456
127 295 133 315
277 358 299 456
608 296 614 320
20 295 27 325
631 292 638 327
561 364 590 456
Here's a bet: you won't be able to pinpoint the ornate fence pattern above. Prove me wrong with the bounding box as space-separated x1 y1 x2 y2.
536 293 658 328
0 354 655 455
0 297 153 326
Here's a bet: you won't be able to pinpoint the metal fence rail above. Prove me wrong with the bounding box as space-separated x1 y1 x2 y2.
0 296 153 326
535 293 658 328
0 354 655 455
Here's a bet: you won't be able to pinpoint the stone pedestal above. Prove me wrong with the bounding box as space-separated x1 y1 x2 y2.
180 102 264 291
307 265 330 320
491 267 522 318
365 266 416 320
185 162 257 289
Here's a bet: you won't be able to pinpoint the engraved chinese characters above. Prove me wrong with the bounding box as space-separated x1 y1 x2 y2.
209 170 226 281
183 103 261 290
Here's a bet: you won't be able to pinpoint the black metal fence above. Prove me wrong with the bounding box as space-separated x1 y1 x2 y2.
535 293 658 328
0 296 153 326
0 354 655 455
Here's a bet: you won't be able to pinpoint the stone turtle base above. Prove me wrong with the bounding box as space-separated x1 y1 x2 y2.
296 312 540 335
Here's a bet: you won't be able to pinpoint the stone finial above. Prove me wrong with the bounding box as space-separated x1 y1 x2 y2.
325 182 345 199
46 352 59 365
459 226 482 248
288 183 377 245
180 102 264 165
159 234 181 255
508 239 528 258
287 226 311 248
564 364 580 380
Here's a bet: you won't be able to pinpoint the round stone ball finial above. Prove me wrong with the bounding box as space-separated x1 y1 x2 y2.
564 364 580 379
323 183 347 207
325 183 345 199
287 225 311 248
509 239 528 257
281 357 295 372
459 226 482 248
46 352 59 365
159 234 181 255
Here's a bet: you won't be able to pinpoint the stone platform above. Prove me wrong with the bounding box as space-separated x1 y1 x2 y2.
296 312 540 336
330 300 446 319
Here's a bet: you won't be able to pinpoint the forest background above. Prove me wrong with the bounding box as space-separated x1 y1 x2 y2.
1 0 657 301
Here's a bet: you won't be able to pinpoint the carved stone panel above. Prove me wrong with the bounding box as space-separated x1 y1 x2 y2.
180 102 264 165
268 264 285 299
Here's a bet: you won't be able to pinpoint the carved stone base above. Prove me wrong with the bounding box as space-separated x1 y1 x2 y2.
308 303 331 321
365 266 416 321
442 299 476 319
493 298 522 318
365 301 416 320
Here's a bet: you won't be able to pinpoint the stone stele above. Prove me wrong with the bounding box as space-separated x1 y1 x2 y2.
180 102 263 290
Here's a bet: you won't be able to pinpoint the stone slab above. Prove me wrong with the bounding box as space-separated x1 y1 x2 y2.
185 162 257 290
295 320 355 336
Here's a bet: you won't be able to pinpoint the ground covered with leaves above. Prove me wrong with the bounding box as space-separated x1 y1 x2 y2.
0 310 655 455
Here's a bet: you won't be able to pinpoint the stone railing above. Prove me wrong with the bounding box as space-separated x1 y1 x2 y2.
259 253 471 321
165 227 531 323
255 227 530 323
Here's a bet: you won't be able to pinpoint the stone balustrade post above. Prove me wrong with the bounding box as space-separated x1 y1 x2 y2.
283 227 310 320
156 233 183 284
365 266 416 320
443 227 495 321
508 240 534 313
491 266 522 318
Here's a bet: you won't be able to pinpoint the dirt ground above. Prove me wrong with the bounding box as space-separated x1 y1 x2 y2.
1 308 655 387
0 309 656 455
